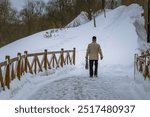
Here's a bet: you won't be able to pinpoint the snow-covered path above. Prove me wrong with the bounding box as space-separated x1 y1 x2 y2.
27 65 144 100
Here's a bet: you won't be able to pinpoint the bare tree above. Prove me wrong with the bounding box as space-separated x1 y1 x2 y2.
0 0 106 47
20 0 46 34
46 0 74 27
0 0 15 45
74 0 101 20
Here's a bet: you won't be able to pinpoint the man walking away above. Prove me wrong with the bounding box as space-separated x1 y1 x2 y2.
86 36 103 77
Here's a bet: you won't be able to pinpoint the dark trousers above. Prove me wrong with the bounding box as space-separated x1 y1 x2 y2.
89 60 98 77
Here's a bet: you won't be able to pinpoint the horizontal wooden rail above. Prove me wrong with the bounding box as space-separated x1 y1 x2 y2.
0 48 76 90
134 50 150 80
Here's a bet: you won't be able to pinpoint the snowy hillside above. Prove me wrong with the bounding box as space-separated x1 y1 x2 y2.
65 11 90 28
0 4 150 100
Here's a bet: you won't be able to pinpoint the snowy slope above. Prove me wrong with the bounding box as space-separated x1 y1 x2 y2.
0 4 150 100
65 11 90 28
0 4 141 66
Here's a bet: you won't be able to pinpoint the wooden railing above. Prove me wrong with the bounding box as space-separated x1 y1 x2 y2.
134 50 150 80
0 48 76 90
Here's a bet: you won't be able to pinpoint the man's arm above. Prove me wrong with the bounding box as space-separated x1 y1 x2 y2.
86 44 90 59
98 45 103 60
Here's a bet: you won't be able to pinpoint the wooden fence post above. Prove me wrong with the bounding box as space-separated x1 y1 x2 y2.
17 53 21 80
34 55 37 74
5 55 10 89
73 48 76 65
24 51 33 74
66 52 69 64
60 48 64 67
21 58 24 76
11 63 15 80
24 51 28 73
44 49 48 71
0 68 5 90
134 54 137 80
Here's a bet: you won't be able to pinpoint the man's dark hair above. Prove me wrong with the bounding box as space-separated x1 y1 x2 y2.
92 36 97 42
92 36 96 39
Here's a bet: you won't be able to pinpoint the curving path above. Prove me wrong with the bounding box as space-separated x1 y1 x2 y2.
28 65 143 100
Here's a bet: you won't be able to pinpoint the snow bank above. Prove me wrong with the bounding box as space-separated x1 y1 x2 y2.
65 11 89 28
94 4 142 66
0 66 75 99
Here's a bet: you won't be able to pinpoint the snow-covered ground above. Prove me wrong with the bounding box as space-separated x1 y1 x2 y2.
0 4 150 100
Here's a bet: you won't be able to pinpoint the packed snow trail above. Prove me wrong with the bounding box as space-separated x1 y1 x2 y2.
27 65 144 100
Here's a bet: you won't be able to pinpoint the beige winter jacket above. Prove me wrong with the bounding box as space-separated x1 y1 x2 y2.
86 42 103 60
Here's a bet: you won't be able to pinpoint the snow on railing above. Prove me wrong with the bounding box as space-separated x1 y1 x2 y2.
0 48 76 90
134 50 150 80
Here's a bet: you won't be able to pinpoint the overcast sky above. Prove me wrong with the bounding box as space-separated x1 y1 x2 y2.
10 0 49 11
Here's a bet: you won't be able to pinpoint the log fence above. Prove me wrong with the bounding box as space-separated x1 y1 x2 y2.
0 48 76 90
134 50 150 80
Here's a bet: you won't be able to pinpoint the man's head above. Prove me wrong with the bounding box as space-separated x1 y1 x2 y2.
92 36 97 42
